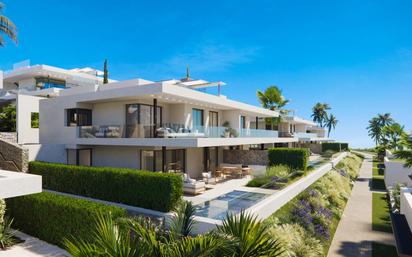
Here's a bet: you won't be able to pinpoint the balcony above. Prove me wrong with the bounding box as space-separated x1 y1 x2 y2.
78 123 278 139
293 132 318 139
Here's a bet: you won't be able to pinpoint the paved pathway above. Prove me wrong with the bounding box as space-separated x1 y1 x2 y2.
0 231 69 257
327 153 395 257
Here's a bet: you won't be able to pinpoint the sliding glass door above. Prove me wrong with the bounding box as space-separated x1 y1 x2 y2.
192 108 204 130
126 104 162 138
140 149 186 172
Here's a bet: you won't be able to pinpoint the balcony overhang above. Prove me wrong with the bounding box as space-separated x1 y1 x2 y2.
75 137 298 148
0 170 42 199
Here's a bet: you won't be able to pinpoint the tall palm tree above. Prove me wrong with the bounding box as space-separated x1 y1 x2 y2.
311 103 330 127
367 117 381 146
0 2 17 46
382 123 405 150
257 85 289 129
377 113 394 128
325 114 338 137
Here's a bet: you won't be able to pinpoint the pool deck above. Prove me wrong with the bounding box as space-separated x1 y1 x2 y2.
183 176 276 205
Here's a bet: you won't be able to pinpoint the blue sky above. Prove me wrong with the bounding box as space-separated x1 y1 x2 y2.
1 0 411 148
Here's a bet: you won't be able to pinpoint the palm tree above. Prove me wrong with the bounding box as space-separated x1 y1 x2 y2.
382 123 405 150
65 203 283 257
256 85 289 130
394 133 412 168
325 114 338 137
367 117 381 146
311 103 330 127
377 113 394 128
367 113 395 145
0 2 17 46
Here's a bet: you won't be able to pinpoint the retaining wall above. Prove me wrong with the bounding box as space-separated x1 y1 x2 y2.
0 139 28 172
223 149 268 165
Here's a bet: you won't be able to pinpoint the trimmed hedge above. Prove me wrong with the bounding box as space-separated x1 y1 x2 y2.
340 143 349 151
268 148 309 171
322 143 342 152
29 161 183 212
6 192 126 247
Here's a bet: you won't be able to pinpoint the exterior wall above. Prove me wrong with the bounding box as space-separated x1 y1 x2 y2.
186 147 204 179
0 132 17 144
0 138 29 172
400 188 412 233
223 149 268 166
384 158 412 187
222 110 240 129
17 94 42 144
294 124 307 133
92 146 140 169
24 144 66 163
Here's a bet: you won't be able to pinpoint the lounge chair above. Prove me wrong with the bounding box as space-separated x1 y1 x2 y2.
182 174 206 195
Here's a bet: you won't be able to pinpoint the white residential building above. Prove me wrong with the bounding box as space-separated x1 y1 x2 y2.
31 73 306 179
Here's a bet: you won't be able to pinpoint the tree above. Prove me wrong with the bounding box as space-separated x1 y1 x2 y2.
103 59 108 84
0 2 17 46
64 202 283 257
311 103 330 127
382 123 405 150
367 113 394 145
0 104 16 132
257 85 289 130
325 114 338 137
394 133 412 168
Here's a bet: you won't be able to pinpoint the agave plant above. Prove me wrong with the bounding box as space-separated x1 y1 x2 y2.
65 202 283 257
0 216 16 250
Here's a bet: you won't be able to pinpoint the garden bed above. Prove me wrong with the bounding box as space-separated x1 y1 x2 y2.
263 153 363 256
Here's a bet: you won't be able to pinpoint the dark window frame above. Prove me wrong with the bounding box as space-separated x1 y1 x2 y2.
66 108 92 127
192 108 204 127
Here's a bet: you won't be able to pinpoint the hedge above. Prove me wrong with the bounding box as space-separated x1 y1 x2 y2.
268 148 309 171
6 192 126 247
29 161 183 212
340 143 349 151
322 143 342 152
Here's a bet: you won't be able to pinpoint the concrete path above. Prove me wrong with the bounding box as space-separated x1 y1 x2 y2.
327 154 395 257
0 231 69 257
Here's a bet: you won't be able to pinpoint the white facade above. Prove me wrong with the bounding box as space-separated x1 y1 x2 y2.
0 169 42 198
384 157 412 188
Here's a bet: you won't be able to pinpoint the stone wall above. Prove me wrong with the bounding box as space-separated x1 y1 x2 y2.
223 149 268 165
0 132 17 144
0 139 28 172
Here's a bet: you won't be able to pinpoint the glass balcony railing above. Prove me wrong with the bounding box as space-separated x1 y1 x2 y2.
293 132 318 139
78 124 278 139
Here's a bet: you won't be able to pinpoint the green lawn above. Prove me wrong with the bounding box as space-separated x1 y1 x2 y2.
372 192 392 233
372 160 386 191
372 242 398 257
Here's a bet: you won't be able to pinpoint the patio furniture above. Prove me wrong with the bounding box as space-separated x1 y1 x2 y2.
202 172 216 184
182 174 206 195
241 167 252 177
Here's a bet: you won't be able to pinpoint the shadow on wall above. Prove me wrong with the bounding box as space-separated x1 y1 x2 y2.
24 144 66 163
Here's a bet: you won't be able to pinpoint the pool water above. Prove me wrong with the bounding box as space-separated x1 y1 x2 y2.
194 190 269 220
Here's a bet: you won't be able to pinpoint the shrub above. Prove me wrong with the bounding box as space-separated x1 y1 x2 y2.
0 199 4 226
265 165 291 178
6 192 127 247
29 161 183 212
246 176 271 187
340 143 349 151
269 223 323 257
268 148 309 171
322 143 341 152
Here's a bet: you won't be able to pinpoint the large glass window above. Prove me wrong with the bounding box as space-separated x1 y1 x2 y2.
192 108 204 128
66 108 92 126
209 111 218 127
126 104 162 138
67 149 92 166
36 77 66 89
140 149 185 172
240 116 246 129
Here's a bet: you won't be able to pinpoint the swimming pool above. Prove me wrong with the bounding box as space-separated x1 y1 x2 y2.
194 190 269 220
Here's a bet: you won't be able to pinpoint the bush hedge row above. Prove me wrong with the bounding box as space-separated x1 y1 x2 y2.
29 161 183 212
322 142 349 152
6 192 127 247
268 148 309 171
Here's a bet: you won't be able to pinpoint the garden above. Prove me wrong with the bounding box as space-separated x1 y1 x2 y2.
263 153 363 256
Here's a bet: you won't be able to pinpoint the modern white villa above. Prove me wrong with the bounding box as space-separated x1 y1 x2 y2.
0 61 332 179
